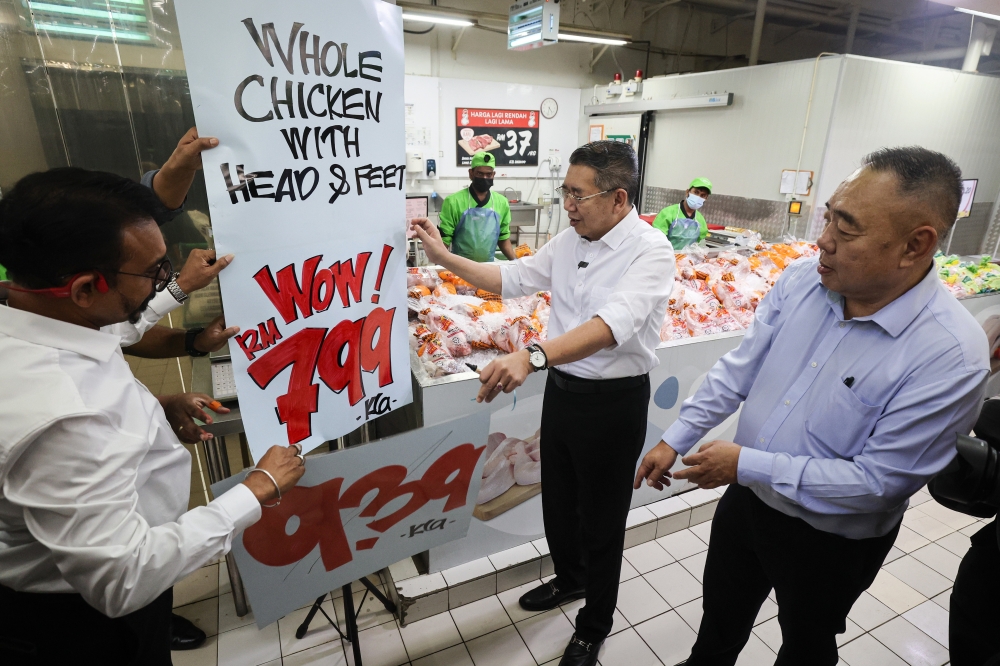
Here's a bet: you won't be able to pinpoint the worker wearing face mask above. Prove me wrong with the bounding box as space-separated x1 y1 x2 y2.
652 177 712 250
437 152 517 262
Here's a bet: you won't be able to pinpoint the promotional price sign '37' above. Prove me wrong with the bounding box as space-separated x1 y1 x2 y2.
456 108 540 167
212 412 490 627
175 0 410 461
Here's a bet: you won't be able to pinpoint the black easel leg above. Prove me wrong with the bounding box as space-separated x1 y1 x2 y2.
290 577 393 665
295 594 328 640
343 583 363 665
360 577 397 614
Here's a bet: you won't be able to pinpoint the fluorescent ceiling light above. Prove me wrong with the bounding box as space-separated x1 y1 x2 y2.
401 13 474 27
955 7 1000 19
558 33 628 45
32 22 151 41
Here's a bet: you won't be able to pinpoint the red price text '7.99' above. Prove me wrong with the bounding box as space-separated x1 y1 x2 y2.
241 247 397 445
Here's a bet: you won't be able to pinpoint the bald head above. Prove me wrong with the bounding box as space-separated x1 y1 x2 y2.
860 146 962 235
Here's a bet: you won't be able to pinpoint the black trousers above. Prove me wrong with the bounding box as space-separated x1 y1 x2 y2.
0 584 173 666
688 485 899 666
540 371 650 643
950 519 1000 666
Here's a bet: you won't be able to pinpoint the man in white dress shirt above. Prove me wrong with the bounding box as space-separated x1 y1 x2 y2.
412 141 675 666
0 168 304 665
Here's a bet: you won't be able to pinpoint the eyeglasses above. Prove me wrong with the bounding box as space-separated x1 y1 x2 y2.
555 186 611 204
113 257 174 292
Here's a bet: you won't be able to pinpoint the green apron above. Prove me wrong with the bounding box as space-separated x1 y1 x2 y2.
452 207 501 263
668 215 702 250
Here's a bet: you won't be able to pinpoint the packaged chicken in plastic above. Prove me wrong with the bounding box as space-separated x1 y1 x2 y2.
410 323 467 377
407 267 441 289
421 308 473 357
438 270 478 295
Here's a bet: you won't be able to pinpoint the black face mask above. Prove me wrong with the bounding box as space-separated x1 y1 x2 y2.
472 177 493 194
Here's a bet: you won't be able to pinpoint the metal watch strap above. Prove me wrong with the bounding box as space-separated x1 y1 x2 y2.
166 273 189 304
185 327 209 357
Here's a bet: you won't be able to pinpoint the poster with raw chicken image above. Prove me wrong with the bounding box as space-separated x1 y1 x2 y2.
455 107 539 167
474 418 542 521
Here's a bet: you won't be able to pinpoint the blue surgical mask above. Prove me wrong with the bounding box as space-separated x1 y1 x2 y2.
686 194 705 210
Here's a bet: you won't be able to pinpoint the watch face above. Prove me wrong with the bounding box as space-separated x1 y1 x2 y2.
530 351 545 368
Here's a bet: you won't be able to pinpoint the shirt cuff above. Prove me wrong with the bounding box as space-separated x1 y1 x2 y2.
736 447 775 487
212 482 263 534
595 302 634 347
146 289 184 318
661 420 704 456
499 261 522 299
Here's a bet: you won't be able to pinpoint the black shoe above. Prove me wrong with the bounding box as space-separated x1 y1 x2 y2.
558 634 603 666
170 613 207 651
518 580 586 612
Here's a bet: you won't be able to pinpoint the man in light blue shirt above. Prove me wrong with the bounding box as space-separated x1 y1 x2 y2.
636 146 989 665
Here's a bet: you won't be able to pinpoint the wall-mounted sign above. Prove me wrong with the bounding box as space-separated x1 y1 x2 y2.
456 108 539 167
959 179 978 219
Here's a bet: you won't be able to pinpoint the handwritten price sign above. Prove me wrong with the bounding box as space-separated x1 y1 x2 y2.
176 0 410 460
212 412 490 627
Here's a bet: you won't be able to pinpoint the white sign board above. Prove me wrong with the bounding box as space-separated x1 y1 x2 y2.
175 0 410 461
212 412 490 627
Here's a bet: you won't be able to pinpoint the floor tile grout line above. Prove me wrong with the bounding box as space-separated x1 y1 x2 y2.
866 615 942 665
627 618 669 666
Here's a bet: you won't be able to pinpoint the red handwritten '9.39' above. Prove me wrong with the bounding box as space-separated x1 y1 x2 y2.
243 443 485 571
239 245 397 445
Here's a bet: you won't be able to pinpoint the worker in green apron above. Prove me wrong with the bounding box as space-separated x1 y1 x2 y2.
438 152 516 262
652 177 713 250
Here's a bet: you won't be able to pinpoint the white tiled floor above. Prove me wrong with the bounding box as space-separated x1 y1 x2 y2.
172 501 990 665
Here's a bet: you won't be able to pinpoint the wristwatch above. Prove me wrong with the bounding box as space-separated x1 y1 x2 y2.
185 327 209 357
166 273 189 304
526 344 547 372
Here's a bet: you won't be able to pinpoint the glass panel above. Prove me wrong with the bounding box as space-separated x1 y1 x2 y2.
0 0 221 392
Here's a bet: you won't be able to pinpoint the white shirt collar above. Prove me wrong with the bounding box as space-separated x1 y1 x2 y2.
0 305 122 363
595 206 641 251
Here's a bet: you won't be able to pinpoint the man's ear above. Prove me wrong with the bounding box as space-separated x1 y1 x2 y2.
69 273 107 308
614 189 630 211
901 225 939 267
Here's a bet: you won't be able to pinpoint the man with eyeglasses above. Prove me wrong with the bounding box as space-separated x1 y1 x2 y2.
0 129 240 653
412 141 675 666
0 167 306 665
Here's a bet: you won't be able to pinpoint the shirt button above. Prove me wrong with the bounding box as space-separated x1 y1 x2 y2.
784 400 790 406
759 437 765 443
839 322 846 328
811 362 817 368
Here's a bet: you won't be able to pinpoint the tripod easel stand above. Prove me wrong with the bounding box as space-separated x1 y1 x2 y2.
296 575 397 665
